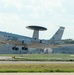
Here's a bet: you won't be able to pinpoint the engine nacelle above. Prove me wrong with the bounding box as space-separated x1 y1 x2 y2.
22 47 28 50
12 47 19 50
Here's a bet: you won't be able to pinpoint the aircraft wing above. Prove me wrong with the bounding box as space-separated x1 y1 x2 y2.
0 42 6 45
1 38 74 49
56 44 74 47
6 40 26 46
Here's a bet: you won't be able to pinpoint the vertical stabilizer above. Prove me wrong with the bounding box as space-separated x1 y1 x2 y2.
50 27 65 41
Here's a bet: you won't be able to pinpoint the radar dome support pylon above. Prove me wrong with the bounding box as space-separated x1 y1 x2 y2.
26 25 47 40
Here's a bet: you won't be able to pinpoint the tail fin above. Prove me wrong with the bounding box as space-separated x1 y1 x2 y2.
50 26 65 41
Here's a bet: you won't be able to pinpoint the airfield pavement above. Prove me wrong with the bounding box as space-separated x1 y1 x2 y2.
0 55 74 64
0 61 74 64
0 73 74 75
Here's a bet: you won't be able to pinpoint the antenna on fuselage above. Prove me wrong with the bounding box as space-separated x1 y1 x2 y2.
26 25 47 40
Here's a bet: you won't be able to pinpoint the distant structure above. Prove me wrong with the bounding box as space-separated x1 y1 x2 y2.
52 39 74 54
52 46 74 54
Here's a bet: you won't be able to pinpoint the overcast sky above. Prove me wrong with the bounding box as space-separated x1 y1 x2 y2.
0 0 74 39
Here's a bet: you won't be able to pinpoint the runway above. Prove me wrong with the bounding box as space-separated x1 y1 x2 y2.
0 73 74 75
0 56 74 64
0 61 74 64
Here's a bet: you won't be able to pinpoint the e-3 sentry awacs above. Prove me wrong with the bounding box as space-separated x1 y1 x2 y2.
0 25 72 50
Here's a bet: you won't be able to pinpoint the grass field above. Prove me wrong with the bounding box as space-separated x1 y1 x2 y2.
0 54 74 61
0 64 74 72
0 54 74 72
